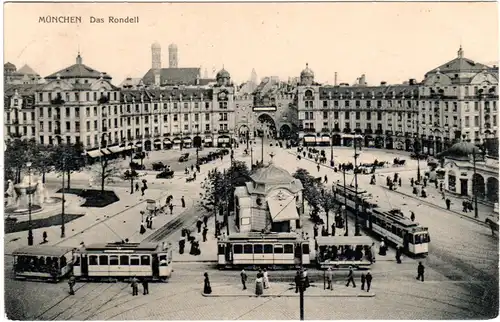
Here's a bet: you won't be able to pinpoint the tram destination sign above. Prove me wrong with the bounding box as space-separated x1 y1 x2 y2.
253 106 277 112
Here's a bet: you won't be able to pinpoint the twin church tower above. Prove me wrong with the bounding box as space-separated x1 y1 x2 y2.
151 42 177 69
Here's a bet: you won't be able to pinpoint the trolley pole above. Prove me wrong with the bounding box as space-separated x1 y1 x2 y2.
343 169 348 236
353 136 360 236
130 147 134 194
330 130 334 167
261 128 264 164
61 157 66 238
473 150 479 219
27 162 33 246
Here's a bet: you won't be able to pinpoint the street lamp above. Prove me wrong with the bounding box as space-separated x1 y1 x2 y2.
129 142 134 194
353 133 360 236
61 157 66 238
415 118 421 182
26 162 34 246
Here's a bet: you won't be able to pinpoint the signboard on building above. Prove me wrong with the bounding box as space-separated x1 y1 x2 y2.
253 106 277 112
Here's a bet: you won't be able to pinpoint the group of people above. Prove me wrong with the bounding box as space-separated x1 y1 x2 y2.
342 266 373 292
134 179 148 196
130 276 149 296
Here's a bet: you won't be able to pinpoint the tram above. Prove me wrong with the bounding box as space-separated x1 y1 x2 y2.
315 236 373 269
12 246 74 281
217 232 311 269
332 182 430 256
73 242 173 281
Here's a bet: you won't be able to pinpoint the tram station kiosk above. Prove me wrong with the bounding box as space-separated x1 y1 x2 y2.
233 162 304 234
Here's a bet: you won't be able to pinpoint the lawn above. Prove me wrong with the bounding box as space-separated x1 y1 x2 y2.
56 188 119 208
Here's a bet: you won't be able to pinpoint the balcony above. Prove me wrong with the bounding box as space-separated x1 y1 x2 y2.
50 94 65 105
98 95 110 104
102 112 108 117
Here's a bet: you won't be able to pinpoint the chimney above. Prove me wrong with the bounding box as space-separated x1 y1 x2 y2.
334 72 338 86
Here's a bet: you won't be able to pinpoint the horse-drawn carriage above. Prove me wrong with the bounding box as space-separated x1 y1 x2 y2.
130 161 145 170
178 153 190 162
152 162 167 171
156 169 175 179
393 158 406 166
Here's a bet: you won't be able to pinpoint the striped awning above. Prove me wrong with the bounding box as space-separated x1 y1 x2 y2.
87 150 103 158
218 137 230 143
163 138 172 144
154 139 162 144
183 138 192 143
204 137 213 143
321 136 330 142
135 142 142 148
303 136 316 143
101 149 112 155
173 139 182 144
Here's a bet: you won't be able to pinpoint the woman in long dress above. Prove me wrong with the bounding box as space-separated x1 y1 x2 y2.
203 272 212 294
255 276 263 296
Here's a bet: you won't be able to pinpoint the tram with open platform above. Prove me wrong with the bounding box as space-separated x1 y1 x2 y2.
315 236 373 269
217 232 311 269
12 246 74 281
332 182 430 256
73 242 173 281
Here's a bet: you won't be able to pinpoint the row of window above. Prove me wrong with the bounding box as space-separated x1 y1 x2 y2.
304 100 416 109
74 254 169 266
38 91 119 103
302 122 404 131
222 243 311 255
302 111 415 121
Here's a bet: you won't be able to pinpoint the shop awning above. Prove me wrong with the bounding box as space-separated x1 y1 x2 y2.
101 149 112 155
135 142 142 148
218 137 230 143
173 139 182 144
303 136 316 143
266 195 300 222
87 150 103 158
183 138 192 143
204 137 213 142
321 136 331 142
342 134 363 139
108 146 124 153
163 139 172 144
154 139 162 144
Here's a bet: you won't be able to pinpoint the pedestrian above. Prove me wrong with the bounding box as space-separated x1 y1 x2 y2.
142 279 149 295
68 274 76 295
462 200 468 213
365 271 372 292
303 268 310 288
434 180 438 189
331 223 336 236
416 262 425 282
203 272 212 294
410 211 415 222
379 238 386 256
203 215 208 227
149 215 154 229
324 175 328 184
169 203 174 215
317 164 320 172
370 243 376 263
197 218 203 233
131 276 139 296
263 268 270 289
326 266 333 290
295 270 301 293
446 198 451 210
181 196 186 208
42 231 48 243
395 245 402 264
440 182 443 192
141 186 145 196
135 182 139 192
179 235 186 254
139 221 146 235
398 178 402 186
345 266 356 288
240 269 248 290
255 274 264 296
423 177 427 187
313 224 319 238
442 191 446 200
191 164 194 172
193 172 197 180
360 272 366 290
202 227 208 242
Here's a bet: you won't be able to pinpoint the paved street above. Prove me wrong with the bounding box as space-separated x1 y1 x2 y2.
4 141 498 320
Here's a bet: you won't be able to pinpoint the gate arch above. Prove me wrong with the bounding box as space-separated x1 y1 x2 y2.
279 124 291 139
257 113 277 138
487 177 499 202
472 173 486 199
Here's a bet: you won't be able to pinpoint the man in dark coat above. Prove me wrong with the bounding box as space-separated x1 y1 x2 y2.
365 271 372 292
416 262 425 282
360 272 366 290
196 219 203 233
202 227 208 242
410 211 415 222
131 277 139 296
179 236 186 254
68 275 76 295
345 266 356 288
169 203 174 215
203 215 208 227
181 196 186 208
446 198 451 210
294 271 301 293
240 269 248 290
142 279 149 295
410 177 414 187
395 245 402 264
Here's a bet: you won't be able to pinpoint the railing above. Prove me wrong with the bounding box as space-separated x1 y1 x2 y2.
204 130 211 134
218 130 229 134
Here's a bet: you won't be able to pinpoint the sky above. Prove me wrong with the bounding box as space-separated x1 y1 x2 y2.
4 2 499 86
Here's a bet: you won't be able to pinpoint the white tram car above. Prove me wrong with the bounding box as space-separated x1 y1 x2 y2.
12 246 74 281
217 232 311 269
73 242 173 281
332 183 430 256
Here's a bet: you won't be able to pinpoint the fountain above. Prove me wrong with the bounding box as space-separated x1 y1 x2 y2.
4 174 61 216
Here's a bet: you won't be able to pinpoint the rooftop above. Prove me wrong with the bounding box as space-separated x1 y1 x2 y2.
250 164 296 185
142 68 200 86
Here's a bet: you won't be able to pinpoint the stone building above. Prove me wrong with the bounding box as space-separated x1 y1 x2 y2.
440 141 498 203
4 62 43 85
233 162 303 233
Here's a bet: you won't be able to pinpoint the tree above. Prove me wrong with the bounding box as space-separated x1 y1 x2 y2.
319 189 337 231
33 144 55 183
293 168 322 217
4 138 39 183
52 142 86 189
92 156 121 193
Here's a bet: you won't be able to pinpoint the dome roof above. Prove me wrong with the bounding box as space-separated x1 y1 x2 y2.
216 68 231 79
151 42 161 49
4 62 16 69
250 164 296 185
438 141 483 160
300 63 314 78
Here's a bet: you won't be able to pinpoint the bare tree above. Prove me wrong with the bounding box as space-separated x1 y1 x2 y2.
92 157 121 193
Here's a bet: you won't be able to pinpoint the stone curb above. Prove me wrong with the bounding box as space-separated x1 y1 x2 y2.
201 292 375 298
381 186 488 227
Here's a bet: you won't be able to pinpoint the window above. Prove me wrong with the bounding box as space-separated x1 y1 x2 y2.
195 102 199 109
120 256 129 265
355 100 360 108
323 111 328 119
184 124 189 131
184 103 189 109
264 244 273 254
205 124 210 131
334 111 339 119
39 122 44 131
302 244 310 254
334 100 339 107
474 116 479 127
367 101 371 108
474 102 479 111
243 244 253 254
99 255 108 265
253 244 263 253
323 101 328 108
218 244 225 255
109 255 119 265
184 114 188 121
194 114 199 122
284 244 293 254
355 112 360 120
377 101 382 108
205 113 210 121
274 245 283 254
344 111 349 119
366 112 371 120
141 255 150 266
233 244 243 254
130 256 140 265
173 114 178 122
205 102 210 109
89 256 98 265
377 112 382 121
465 116 470 127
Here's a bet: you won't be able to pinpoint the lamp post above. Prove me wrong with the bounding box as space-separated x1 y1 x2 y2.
353 134 360 236
61 157 66 238
473 149 479 219
26 162 34 246
129 144 134 194
298 269 306 320
415 118 421 182
343 168 349 236
261 122 265 164
250 147 254 169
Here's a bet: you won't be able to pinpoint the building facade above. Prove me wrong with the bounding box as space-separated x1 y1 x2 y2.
297 48 499 155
